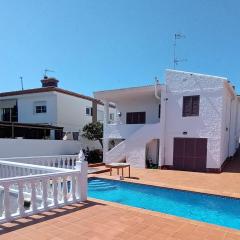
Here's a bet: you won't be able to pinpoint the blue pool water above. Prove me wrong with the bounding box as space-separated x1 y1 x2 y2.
88 178 240 230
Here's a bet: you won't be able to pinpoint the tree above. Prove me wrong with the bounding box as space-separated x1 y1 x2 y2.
82 122 103 148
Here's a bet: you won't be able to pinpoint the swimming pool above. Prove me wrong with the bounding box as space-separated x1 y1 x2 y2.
88 177 240 230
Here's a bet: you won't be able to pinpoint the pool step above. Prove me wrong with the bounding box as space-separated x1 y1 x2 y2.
89 180 117 191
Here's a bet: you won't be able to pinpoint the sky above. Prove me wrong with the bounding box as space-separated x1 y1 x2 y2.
0 0 240 96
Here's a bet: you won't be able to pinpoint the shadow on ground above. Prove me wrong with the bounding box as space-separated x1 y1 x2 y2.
222 156 240 173
0 200 105 235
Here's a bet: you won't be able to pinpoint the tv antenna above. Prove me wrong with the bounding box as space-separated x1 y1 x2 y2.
173 33 187 69
44 69 55 78
19 76 24 90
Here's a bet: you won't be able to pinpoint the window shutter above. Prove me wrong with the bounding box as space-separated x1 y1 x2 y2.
183 97 192 117
183 95 200 117
126 112 146 124
139 112 146 123
126 113 132 124
192 96 200 115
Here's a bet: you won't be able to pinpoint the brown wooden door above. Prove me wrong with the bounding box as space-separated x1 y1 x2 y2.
173 138 207 172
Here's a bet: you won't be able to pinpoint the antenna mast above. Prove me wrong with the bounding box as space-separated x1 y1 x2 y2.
44 69 55 78
173 33 187 69
19 76 24 90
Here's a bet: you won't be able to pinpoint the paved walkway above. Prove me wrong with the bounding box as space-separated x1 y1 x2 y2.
1 158 240 239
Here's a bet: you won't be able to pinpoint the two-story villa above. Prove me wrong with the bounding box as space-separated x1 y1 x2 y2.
0 76 115 140
94 69 240 172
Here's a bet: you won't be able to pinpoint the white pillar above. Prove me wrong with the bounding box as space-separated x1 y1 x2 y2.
159 85 166 168
103 101 109 163
50 130 55 140
76 160 88 201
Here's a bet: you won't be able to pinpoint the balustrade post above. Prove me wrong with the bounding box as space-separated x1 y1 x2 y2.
31 181 37 212
53 177 58 206
3 184 11 221
62 176 68 204
42 179 48 209
18 182 25 216
75 160 88 201
71 175 76 202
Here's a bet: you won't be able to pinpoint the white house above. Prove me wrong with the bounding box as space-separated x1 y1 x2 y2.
0 76 115 141
94 69 240 172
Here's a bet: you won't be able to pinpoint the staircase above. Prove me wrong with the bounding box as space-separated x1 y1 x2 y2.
105 122 161 168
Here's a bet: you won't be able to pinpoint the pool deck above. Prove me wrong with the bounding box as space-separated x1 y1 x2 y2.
96 157 240 199
1 158 240 239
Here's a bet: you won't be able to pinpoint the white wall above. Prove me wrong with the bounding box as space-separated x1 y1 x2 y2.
56 92 115 132
163 70 226 169
0 92 58 125
56 92 93 132
220 86 239 165
115 94 160 124
0 139 82 158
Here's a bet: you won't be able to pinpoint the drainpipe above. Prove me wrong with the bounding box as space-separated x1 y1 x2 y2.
154 77 161 100
154 77 167 168
228 97 234 158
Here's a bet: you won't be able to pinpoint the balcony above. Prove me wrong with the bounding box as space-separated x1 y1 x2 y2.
0 155 87 224
104 123 145 139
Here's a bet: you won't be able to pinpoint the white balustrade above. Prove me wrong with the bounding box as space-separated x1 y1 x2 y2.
0 157 88 224
0 155 79 170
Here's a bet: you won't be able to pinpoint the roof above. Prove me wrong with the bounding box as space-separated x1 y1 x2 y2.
94 84 162 102
0 87 103 104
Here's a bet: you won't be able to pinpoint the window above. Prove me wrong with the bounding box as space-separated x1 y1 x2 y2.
109 113 114 121
72 132 79 141
35 105 47 113
86 107 93 116
126 112 146 124
158 104 161 119
182 95 200 117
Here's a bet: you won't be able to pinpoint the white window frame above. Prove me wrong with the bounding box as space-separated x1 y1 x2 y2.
85 107 93 116
34 101 47 114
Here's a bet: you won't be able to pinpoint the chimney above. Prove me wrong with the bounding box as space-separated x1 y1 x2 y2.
41 76 59 88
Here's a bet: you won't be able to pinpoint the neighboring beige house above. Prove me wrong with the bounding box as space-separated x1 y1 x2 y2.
94 69 240 172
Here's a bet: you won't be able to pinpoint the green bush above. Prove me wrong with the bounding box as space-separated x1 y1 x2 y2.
87 149 103 163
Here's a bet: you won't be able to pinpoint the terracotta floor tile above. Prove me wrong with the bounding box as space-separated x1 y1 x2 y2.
224 232 240 240
2 160 240 239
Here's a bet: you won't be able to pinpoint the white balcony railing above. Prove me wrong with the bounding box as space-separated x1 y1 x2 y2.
0 158 88 224
1 155 79 170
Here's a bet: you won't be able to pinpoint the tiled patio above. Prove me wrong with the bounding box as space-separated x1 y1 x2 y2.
1 158 240 240
1 200 240 240
97 157 240 198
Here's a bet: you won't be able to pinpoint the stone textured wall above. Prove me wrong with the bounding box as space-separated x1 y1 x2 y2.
164 70 227 169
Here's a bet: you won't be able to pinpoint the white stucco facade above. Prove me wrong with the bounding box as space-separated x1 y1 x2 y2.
0 90 115 132
0 85 115 153
94 69 240 171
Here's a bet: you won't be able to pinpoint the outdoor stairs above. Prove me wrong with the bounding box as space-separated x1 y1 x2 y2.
105 122 161 167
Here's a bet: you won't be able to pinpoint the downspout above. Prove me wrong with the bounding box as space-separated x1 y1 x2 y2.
154 77 161 100
228 97 234 158
154 77 166 167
